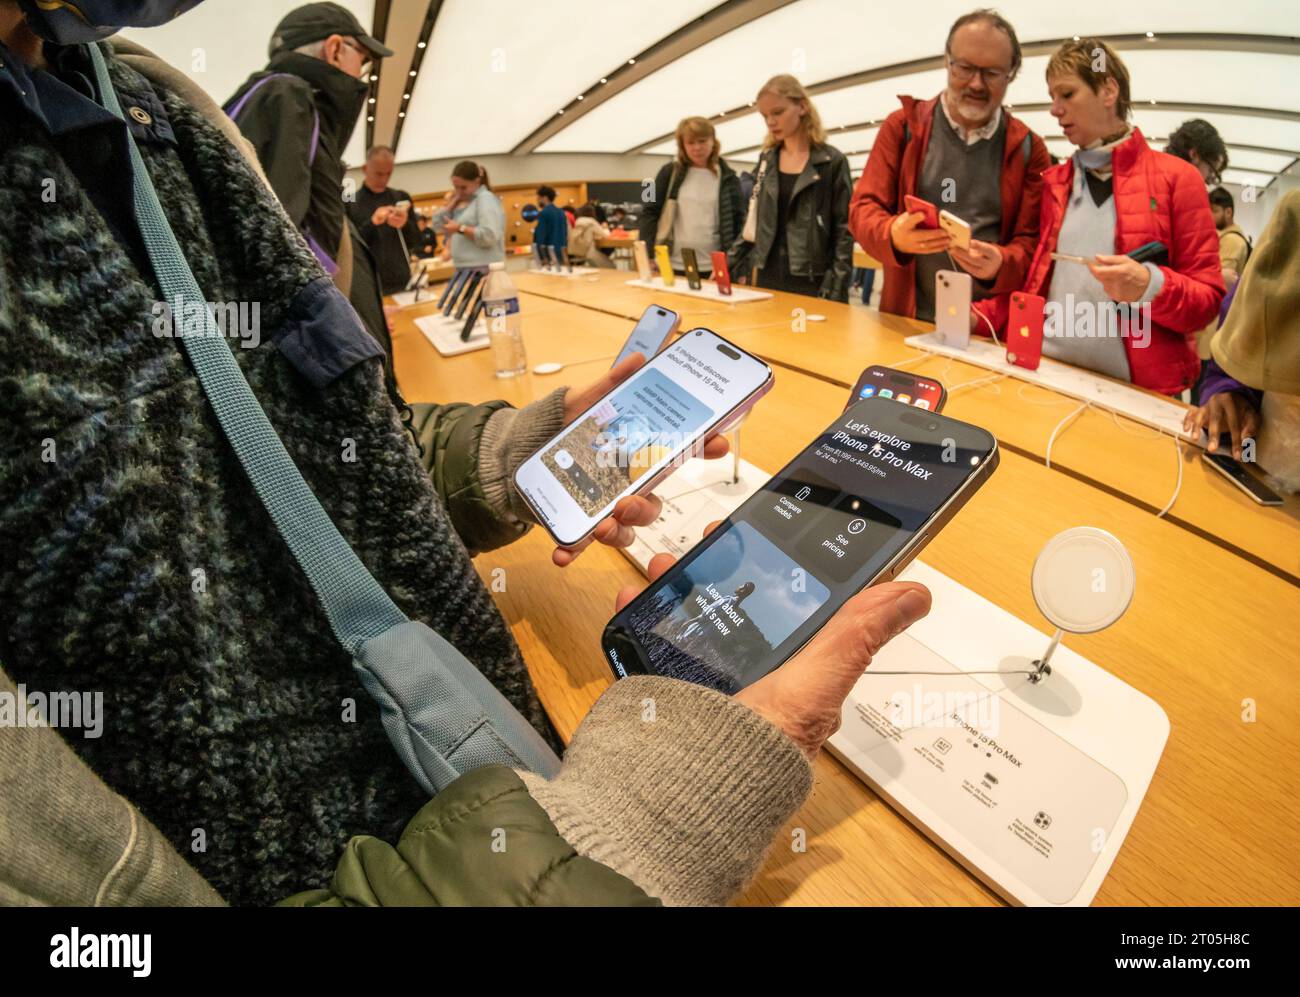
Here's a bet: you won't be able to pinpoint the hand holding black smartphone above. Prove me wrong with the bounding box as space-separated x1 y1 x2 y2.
603 396 998 692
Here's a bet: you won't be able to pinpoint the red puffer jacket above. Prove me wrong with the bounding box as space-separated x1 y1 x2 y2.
973 128 1224 395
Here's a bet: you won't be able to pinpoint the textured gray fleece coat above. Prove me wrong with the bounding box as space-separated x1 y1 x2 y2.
0 41 553 906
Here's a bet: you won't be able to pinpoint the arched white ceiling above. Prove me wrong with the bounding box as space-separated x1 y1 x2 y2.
119 1 375 167
395 0 720 162
536 0 1300 155
114 0 1300 187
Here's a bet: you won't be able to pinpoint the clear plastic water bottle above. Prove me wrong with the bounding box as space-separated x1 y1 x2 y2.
481 261 526 377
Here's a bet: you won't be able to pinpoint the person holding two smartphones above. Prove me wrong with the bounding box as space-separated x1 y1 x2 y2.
848 8 1050 323
0 0 943 910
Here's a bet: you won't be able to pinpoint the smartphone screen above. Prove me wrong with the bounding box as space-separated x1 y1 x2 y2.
515 330 772 546
849 365 946 412
1201 452 1283 505
603 397 997 692
613 305 679 367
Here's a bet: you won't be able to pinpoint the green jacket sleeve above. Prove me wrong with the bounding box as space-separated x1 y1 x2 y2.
279 766 659 906
411 387 567 556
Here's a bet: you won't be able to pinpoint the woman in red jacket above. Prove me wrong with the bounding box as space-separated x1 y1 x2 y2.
973 39 1223 395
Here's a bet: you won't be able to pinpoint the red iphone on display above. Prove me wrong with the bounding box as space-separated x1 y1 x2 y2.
1006 292 1045 371
711 251 733 295
848 365 946 413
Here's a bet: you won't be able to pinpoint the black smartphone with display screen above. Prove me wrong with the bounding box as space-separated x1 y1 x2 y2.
602 396 998 693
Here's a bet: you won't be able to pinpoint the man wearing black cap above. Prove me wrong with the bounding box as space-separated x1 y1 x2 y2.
225 2 397 367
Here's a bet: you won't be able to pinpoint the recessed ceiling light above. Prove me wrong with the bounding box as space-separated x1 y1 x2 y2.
367 115 374 122
600 77 607 83
409 70 417 77
399 111 406 118
368 97 375 104
417 41 426 49
577 95 584 100
628 58 635 65
558 109 565 114
1146 30 1154 38
403 93 410 100
370 74 378 81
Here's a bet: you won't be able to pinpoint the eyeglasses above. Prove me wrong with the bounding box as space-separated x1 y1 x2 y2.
947 58 1012 86
341 38 372 71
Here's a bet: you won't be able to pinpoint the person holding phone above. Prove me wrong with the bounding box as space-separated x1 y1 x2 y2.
346 144 422 295
971 39 1223 394
848 9 1050 322
430 159 506 268
639 116 744 277
1184 190 1300 493
728 75 853 301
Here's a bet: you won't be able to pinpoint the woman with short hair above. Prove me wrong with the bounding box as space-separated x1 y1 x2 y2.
972 39 1223 394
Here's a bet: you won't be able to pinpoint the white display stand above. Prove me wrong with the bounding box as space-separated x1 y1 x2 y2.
625 277 773 304
528 265 601 278
826 560 1168 907
905 331 1193 440
619 455 769 572
618 453 1167 906
388 289 437 308
415 312 489 356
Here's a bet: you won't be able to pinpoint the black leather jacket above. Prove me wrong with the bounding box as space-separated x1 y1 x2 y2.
729 142 854 301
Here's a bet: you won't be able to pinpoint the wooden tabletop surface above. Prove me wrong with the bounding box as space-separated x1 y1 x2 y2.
387 282 1300 905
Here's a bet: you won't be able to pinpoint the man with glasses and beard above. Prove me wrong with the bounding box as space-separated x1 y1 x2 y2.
849 7 1050 322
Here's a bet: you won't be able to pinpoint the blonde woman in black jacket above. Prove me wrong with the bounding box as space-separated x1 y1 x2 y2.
730 74 854 302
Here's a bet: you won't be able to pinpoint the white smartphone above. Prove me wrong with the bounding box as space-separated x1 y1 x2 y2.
935 269 972 348
613 304 680 367
939 209 972 250
514 330 774 547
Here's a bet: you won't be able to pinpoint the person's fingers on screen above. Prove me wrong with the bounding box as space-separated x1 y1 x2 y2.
703 519 723 537
614 552 677 612
734 581 931 758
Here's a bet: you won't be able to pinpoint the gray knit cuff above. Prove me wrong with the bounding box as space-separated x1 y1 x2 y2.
519 675 813 906
477 386 568 525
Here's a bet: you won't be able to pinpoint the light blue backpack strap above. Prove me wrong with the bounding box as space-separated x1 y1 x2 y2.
88 44 559 788
91 44 403 655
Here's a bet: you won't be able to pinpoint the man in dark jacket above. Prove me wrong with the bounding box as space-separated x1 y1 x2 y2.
224 2 395 357
533 185 569 260
346 144 421 294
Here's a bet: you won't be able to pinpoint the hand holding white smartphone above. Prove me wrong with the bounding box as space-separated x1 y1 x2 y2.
513 330 774 547
938 209 972 250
